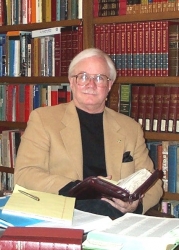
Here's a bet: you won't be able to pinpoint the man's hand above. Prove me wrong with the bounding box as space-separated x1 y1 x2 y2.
101 197 141 214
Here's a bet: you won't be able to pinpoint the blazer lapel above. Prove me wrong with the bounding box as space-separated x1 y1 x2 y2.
103 108 125 180
60 102 83 179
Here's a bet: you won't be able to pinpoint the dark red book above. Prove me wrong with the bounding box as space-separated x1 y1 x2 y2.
137 85 148 129
156 21 162 76
93 0 99 17
54 33 61 77
104 24 111 56
150 21 157 76
115 23 122 76
145 85 155 131
144 22 150 76
132 22 138 76
160 86 171 132
167 86 179 132
138 22 145 76
121 23 127 76
126 23 132 76
94 24 101 49
110 23 116 65
51 0 57 21
130 84 140 122
152 86 164 132
161 21 169 76
0 227 83 250
24 84 33 122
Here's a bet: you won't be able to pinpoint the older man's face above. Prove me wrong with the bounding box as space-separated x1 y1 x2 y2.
69 56 113 113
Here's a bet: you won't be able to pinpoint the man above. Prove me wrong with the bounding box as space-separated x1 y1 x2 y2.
14 48 163 218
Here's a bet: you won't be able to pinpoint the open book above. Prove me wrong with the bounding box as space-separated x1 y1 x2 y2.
82 213 179 250
68 169 163 202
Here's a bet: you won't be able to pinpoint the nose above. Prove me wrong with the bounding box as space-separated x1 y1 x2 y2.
87 76 96 87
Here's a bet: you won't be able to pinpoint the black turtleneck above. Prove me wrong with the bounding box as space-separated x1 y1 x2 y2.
76 107 107 179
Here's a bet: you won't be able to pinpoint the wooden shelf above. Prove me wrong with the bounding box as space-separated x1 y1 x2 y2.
0 121 26 129
144 132 179 141
0 76 69 84
115 76 179 85
0 19 82 33
163 192 179 201
94 11 179 24
0 166 14 174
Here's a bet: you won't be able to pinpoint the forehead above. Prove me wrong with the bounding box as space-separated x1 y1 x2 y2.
75 56 109 74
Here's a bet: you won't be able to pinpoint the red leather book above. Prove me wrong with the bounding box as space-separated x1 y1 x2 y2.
161 21 169 76
150 21 157 76
0 227 84 250
160 86 171 132
110 24 116 66
137 85 148 130
145 85 155 131
115 23 122 76
144 22 150 76
132 22 138 76
130 84 140 122
126 23 132 76
104 24 111 56
138 22 145 76
152 86 164 132
167 86 179 133
121 23 127 76
156 21 162 76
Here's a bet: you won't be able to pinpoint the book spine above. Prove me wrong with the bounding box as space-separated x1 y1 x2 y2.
162 141 170 192
107 83 120 112
51 0 56 21
161 21 169 76
119 84 131 116
132 23 138 76
160 86 171 132
156 21 162 77
168 87 178 133
138 22 144 76
152 86 164 132
168 144 178 193
144 21 150 76
145 85 155 131
121 23 127 76
115 23 122 76
126 23 132 76
104 24 111 56
54 33 61 77
137 85 148 129
150 21 157 76
169 22 179 76
130 84 140 122
109 24 116 68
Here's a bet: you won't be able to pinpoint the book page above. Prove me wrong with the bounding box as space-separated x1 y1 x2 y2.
83 213 179 250
2 185 75 226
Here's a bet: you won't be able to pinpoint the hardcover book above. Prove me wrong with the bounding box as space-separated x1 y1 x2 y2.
68 169 163 202
0 227 83 250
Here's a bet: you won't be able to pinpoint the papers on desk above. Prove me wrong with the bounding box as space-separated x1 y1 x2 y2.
2 184 75 226
0 192 112 234
82 213 179 250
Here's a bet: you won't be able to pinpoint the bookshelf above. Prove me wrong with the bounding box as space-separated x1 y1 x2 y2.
0 0 179 201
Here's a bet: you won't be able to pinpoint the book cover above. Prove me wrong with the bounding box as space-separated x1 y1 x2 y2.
144 22 150 76
168 86 179 133
132 22 138 76
0 227 83 250
156 21 162 76
137 85 148 129
150 21 157 76
32 27 61 38
121 23 127 76
145 85 155 131
68 169 163 202
115 23 122 76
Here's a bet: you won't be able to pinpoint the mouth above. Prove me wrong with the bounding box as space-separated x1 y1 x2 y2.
82 89 97 95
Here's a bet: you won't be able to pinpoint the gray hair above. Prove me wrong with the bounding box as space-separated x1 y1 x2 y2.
68 48 117 82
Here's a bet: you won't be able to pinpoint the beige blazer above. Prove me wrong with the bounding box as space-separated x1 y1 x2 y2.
14 101 163 213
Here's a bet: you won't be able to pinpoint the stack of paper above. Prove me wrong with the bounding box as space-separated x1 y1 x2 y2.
2 185 75 226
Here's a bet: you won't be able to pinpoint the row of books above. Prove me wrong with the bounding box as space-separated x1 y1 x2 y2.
0 83 71 123
147 140 179 193
0 129 23 169
93 0 179 17
0 0 83 26
1 26 83 77
95 21 179 77
108 84 179 133
161 200 179 218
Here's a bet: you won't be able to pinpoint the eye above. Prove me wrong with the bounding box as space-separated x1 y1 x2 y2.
96 75 104 82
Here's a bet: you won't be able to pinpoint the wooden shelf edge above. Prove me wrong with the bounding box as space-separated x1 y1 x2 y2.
0 121 26 129
0 19 82 33
94 12 179 24
0 166 14 174
163 192 179 201
115 76 179 84
144 131 179 141
0 76 69 84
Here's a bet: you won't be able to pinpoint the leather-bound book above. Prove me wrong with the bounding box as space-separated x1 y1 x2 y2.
0 227 84 250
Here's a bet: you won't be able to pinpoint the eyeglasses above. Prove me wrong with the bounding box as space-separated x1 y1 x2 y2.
71 73 111 87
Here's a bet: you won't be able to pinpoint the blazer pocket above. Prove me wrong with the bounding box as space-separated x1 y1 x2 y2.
121 161 135 179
